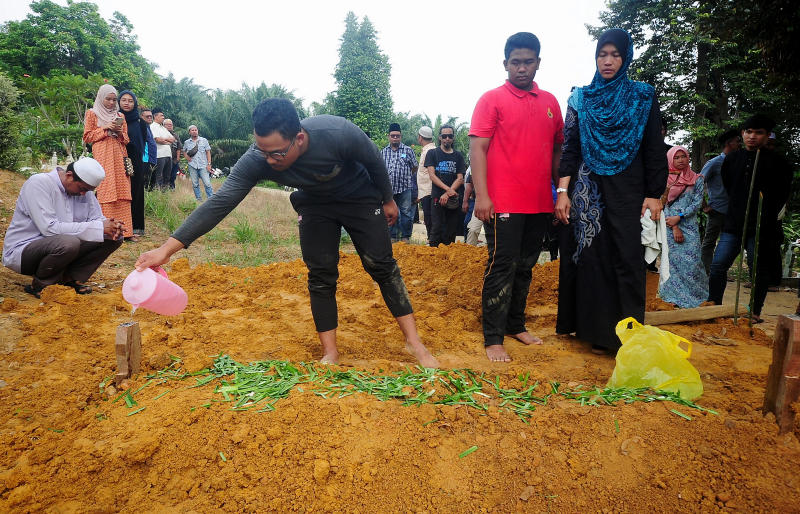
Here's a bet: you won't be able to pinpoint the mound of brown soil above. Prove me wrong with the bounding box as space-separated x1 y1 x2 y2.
0 243 798 512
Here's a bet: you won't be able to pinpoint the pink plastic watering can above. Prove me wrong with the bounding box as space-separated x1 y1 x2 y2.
122 267 188 316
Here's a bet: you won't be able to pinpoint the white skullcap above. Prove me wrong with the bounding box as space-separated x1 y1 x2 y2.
418 126 433 139
72 158 106 187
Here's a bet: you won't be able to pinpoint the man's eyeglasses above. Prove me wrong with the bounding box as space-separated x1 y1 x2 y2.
254 138 296 160
440 134 455 139
389 134 402 138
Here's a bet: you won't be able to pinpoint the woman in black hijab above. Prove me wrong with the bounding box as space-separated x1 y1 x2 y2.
118 90 156 239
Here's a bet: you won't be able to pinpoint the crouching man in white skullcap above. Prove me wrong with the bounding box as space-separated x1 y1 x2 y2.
2 158 125 298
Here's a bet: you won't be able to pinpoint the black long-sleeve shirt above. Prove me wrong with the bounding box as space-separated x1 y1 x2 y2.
558 98 668 200
721 148 792 241
172 115 393 248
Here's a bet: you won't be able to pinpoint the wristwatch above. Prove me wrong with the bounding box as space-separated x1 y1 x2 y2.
556 187 568 194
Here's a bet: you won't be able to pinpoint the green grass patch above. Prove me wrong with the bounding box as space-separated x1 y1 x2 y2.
144 190 190 233
207 243 276 267
255 180 285 190
232 215 259 244
204 228 229 242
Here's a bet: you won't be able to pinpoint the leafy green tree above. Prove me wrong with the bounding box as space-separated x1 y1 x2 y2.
309 92 336 117
17 72 105 158
239 82 307 120
391 111 433 147
148 73 211 132
150 77 306 141
0 1 157 94
593 0 799 170
332 12 393 140
0 71 24 170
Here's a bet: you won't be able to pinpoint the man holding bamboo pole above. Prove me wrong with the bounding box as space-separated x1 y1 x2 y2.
707 114 792 323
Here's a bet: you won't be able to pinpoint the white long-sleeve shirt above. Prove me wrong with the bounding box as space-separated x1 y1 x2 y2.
640 208 670 285
2 169 105 273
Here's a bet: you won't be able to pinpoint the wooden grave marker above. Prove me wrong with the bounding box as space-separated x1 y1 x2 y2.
763 315 800 434
115 322 141 386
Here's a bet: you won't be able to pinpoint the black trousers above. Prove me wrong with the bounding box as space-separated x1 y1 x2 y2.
20 235 122 289
481 213 548 346
292 195 414 332
128 147 146 233
429 199 462 246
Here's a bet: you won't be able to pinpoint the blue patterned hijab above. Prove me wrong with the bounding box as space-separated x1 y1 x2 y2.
567 28 654 176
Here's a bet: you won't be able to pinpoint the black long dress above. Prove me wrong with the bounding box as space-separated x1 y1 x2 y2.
556 99 668 351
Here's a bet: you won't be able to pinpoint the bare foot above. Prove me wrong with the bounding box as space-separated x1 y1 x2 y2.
510 331 543 345
320 352 339 365
405 342 440 368
486 344 511 362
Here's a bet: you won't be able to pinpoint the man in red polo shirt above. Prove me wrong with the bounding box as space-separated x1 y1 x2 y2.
469 32 564 362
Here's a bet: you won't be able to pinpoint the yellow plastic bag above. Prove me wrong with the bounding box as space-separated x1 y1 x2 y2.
607 317 703 400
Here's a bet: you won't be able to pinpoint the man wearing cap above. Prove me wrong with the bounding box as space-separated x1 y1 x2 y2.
416 126 436 243
183 125 214 201
2 159 125 298
381 123 418 242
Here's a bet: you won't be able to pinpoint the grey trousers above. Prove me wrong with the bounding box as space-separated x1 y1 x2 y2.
150 157 172 190
20 235 122 289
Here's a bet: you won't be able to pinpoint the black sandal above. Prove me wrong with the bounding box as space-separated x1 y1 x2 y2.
63 280 92 295
24 284 43 298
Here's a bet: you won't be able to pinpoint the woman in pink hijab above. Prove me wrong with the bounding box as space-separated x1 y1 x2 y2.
659 145 708 307
83 84 133 239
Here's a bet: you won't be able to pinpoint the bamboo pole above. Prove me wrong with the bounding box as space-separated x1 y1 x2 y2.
749 193 764 334
734 149 761 323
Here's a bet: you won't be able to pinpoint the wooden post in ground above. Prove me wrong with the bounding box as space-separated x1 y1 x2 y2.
763 315 800 434
644 304 748 325
115 322 142 386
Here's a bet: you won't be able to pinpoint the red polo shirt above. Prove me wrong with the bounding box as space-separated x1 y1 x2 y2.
470 80 564 213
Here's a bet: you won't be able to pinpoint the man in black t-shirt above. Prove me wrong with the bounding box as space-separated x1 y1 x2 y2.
136 99 439 368
424 124 466 246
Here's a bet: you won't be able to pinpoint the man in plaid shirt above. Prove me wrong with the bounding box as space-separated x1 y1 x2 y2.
381 123 418 242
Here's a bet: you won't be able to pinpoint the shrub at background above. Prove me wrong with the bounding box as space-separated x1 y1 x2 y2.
0 71 23 171
210 138 253 170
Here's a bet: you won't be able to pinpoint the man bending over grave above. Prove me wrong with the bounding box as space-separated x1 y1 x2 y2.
135 99 439 368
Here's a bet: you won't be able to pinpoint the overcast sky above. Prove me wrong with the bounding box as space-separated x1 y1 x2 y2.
2 0 608 125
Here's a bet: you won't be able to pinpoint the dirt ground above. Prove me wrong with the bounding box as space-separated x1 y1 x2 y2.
1 169 799 512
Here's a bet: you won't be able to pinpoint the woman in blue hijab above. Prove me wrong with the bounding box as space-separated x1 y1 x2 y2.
554 28 668 354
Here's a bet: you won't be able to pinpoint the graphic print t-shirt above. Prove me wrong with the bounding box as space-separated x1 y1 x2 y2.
424 147 466 198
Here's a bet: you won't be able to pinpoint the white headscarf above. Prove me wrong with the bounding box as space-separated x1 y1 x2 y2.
90 84 119 126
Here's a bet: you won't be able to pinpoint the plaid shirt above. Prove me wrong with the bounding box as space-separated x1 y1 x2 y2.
381 143 418 194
